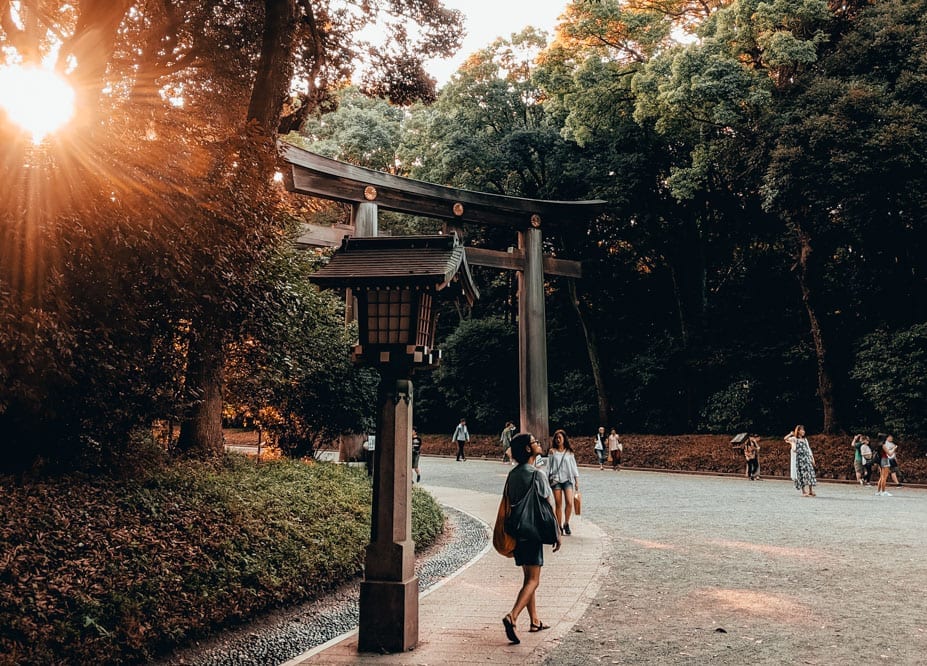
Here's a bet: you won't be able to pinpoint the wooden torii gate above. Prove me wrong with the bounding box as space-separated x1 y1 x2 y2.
281 143 605 441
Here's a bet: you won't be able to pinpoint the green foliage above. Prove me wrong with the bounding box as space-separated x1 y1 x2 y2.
0 0 465 468
0 456 444 664
432 318 519 432
411 484 445 546
288 87 404 170
698 379 760 433
549 369 599 433
223 246 378 455
852 324 927 437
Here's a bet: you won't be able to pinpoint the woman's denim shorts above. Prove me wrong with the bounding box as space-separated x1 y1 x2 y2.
550 480 574 491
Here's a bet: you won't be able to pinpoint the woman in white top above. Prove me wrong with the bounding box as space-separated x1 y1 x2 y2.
607 428 622 470
547 429 580 535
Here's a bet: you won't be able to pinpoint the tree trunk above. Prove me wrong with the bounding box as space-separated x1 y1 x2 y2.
177 319 225 457
796 228 839 433
177 1 298 456
566 279 611 426
247 0 298 132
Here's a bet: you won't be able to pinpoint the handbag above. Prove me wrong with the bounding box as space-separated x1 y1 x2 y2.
493 485 516 557
504 472 559 545
573 491 582 516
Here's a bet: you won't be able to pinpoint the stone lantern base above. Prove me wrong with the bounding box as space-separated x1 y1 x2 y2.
358 577 419 653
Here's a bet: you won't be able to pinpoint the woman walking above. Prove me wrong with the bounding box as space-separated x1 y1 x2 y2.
743 436 760 480
785 425 817 496
607 427 622 470
501 433 561 644
876 435 894 496
547 429 580 536
593 426 607 470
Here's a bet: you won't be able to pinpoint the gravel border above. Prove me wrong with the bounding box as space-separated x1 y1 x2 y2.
164 505 488 666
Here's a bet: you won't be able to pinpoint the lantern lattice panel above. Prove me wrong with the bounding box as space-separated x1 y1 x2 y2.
415 293 432 347
366 288 413 345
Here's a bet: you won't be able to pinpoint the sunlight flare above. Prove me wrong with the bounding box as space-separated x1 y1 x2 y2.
0 65 76 143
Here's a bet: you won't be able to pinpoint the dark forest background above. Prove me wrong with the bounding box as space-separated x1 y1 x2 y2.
2 0 926 474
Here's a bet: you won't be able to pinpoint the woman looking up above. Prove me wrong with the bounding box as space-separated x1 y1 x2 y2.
501 433 561 644
547 429 580 535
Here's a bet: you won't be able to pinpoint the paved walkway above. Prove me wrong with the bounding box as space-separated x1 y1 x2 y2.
284 484 609 665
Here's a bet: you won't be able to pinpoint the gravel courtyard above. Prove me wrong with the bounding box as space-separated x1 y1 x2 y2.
421 457 927 665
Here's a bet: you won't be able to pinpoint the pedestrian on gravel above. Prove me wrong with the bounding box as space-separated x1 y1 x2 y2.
452 418 470 462
886 434 902 487
500 420 517 465
857 435 875 486
593 426 608 470
411 427 422 483
875 435 897 496
852 434 871 486
501 433 561 645
607 427 622 470
363 432 375 477
743 436 760 480
547 429 580 536
785 425 816 496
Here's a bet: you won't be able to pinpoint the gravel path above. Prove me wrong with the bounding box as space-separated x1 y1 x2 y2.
163 505 488 666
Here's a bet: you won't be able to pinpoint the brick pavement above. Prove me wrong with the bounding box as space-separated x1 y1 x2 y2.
283 484 609 665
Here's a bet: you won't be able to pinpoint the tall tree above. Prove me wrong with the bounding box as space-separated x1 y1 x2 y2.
399 28 617 425
0 0 462 465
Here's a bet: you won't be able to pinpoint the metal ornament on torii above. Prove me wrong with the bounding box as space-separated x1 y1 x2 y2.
282 142 606 441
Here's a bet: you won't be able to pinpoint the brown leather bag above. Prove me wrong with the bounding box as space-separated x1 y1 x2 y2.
493 483 516 557
573 491 582 516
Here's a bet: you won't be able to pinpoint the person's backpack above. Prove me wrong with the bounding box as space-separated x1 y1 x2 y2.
860 443 873 461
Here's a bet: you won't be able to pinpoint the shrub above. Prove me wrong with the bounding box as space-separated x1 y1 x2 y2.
852 323 927 437
0 455 443 664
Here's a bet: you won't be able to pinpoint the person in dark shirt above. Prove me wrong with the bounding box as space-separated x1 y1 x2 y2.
501 433 561 645
411 427 422 483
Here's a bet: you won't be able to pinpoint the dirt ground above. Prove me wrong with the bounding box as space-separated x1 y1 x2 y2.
542 471 927 665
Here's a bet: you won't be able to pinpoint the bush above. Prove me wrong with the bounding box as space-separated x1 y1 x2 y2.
852 323 927 437
0 455 444 665
430 318 519 432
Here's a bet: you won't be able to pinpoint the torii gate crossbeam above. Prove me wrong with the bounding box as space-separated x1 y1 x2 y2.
281 142 606 442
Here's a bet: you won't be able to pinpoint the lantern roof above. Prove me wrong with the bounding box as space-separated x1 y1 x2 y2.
309 234 479 305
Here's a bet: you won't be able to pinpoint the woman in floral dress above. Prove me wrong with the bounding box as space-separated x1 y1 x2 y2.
785 425 817 496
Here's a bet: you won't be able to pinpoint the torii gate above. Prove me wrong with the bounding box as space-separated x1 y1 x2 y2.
281 143 605 441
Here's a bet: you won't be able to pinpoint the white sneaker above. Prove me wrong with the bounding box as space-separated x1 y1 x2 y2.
883 491 893 497
875 491 883 496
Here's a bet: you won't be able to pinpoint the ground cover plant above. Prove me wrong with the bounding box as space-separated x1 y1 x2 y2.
0 455 444 665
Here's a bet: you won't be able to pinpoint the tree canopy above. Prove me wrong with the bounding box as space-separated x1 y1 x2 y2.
2 0 926 474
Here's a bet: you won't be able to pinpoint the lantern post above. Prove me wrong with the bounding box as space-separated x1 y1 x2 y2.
309 234 477 653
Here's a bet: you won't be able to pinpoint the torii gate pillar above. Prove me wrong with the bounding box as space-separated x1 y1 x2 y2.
518 227 549 443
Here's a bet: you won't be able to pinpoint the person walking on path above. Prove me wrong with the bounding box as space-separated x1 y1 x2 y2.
452 418 470 462
411 427 422 483
857 435 875 486
743 436 760 480
547 429 580 536
886 434 902 487
500 420 517 465
876 435 896 495
785 425 817 496
593 426 607 470
852 434 871 486
607 427 623 470
501 433 561 645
